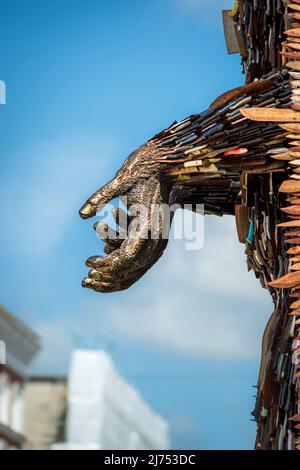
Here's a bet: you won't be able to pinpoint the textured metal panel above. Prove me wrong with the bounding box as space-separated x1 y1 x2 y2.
222 10 239 55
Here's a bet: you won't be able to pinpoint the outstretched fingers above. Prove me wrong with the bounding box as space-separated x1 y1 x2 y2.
82 237 168 293
82 261 154 293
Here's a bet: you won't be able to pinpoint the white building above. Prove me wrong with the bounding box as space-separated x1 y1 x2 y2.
0 305 40 449
52 350 169 450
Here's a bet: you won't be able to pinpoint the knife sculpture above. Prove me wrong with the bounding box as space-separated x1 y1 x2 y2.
79 0 300 450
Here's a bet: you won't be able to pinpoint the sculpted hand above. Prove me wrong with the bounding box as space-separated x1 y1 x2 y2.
79 142 174 292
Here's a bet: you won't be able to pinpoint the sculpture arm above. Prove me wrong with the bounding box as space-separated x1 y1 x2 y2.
79 69 289 293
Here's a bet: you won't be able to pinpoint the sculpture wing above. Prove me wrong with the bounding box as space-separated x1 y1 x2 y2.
226 1 286 83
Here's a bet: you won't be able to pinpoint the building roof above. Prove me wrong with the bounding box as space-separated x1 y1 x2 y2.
29 375 67 383
0 304 40 346
0 304 41 375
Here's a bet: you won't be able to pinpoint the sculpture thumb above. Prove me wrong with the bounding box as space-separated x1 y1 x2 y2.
79 176 122 219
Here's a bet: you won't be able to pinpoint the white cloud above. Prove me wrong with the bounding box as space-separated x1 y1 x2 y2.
32 315 74 373
102 214 271 360
32 213 272 374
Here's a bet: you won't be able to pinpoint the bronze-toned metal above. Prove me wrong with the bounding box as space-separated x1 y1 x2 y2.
79 2 300 451
241 108 300 122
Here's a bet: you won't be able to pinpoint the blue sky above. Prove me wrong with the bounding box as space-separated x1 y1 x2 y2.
0 0 273 449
